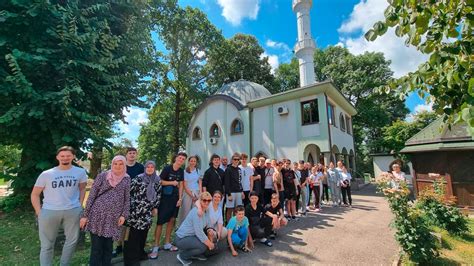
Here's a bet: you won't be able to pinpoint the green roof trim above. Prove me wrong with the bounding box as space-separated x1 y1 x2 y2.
400 141 474 153
247 80 357 116
405 117 473 146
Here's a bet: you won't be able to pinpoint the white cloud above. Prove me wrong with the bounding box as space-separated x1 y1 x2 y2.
406 101 433 122
338 0 429 78
261 52 279 74
414 102 433 113
116 107 148 143
266 39 291 52
217 0 260 26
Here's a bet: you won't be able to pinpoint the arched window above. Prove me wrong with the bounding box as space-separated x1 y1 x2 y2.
192 127 202 140
231 119 243 135
210 123 220 137
339 113 346 132
345 115 351 135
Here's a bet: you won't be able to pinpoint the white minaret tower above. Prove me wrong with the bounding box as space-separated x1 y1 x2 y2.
293 0 316 87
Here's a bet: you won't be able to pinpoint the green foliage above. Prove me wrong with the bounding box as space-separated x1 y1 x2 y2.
381 111 438 153
0 1 156 194
376 175 439 262
366 0 474 135
139 0 223 166
0 144 21 180
417 179 469 236
274 46 409 175
206 33 275 93
0 193 28 213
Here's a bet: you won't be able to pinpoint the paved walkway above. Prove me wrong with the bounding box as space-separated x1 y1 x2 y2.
119 184 398 265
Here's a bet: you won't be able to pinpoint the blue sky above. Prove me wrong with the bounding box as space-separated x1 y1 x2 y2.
117 0 432 144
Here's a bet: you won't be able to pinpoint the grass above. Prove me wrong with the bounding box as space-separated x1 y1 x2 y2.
0 206 175 265
401 218 474 265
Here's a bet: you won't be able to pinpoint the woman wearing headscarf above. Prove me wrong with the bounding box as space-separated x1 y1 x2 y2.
123 161 161 266
80 155 130 266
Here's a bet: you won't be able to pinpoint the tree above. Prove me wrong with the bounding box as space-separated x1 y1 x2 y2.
0 144 21 180
366 0 474 135
382 111 439 154
139 1 223 167
273 58 299 93
274 46 409 174
0 1 156 194
205 33 275 93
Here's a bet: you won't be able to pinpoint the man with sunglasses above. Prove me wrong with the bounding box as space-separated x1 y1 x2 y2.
224 153 244 223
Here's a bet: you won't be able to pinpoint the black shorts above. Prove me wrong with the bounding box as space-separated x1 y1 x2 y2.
284 188 297 200
157 195 180 225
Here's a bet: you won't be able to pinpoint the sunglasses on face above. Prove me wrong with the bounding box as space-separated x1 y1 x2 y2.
233 158 240 161
202 199 212 203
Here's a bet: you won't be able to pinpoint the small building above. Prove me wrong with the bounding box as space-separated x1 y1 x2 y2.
400 118 474 207
185 80 357 170
185 0 357 171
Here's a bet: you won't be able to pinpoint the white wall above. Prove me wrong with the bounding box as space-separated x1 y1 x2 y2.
188 99 248 168
328 97 355 155
273 100 298 160
252 106 272 157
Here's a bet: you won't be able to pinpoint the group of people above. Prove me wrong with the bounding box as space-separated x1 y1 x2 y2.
31 146 354 266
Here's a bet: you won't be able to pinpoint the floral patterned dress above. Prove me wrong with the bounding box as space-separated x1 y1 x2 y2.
126 174 161 230
83 171 130 241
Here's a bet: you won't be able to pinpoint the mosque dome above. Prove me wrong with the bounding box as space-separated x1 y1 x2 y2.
215 80 271 106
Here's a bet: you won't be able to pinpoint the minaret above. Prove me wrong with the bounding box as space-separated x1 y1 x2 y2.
293 0 316 87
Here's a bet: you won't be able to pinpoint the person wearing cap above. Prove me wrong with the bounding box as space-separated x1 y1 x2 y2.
263 159 275 205
123 161 161 265
80 155 131 266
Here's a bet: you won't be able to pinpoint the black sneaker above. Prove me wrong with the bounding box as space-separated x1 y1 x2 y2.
177 254 192 265
190 255 207 261
112 245 123 258
269 234 276 240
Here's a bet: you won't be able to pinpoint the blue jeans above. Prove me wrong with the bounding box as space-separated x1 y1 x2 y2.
231 226 248 246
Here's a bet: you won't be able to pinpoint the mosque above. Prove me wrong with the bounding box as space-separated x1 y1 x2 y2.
186 0 357 171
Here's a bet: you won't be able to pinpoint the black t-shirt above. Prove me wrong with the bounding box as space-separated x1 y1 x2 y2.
127 162 144 179
282 168 296 190
255 166 266 193
264 203 282 218
202 166 224 195
245 204 264 226
159 165 184 197
299 169 309 184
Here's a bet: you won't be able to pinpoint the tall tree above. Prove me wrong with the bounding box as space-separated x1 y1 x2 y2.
381 111 438 154
139 1 223 166
274 46 409 174
273 57 299 93
205 33 275 93
366 0 473 135
0 1 156 194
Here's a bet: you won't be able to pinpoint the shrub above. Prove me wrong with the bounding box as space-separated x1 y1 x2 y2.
0 193 29 213
377 173 438 263
417 179 469 236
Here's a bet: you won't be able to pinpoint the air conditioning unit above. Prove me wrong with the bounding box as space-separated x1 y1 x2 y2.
277 106 289 115
210 137 218 145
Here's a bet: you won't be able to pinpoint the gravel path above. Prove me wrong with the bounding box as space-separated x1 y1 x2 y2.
119 184 398 265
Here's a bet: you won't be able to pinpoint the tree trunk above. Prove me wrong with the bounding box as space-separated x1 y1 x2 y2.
89 146 103 179
173 90 181 153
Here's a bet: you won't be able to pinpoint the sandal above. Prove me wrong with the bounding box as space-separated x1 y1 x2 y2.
240 246 251 253
164 243 178 252
148 246 159 259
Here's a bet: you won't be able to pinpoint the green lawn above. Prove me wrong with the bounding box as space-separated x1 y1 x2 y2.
0 207 174 265
402 219 474 265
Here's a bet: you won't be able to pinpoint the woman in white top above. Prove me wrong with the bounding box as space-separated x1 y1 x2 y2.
340 165 352 207
310 165 323 211
178 156 202 226
207 191 227 240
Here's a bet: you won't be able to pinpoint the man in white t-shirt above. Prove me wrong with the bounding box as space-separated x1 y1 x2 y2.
31 146 88 266
239 153 253 206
